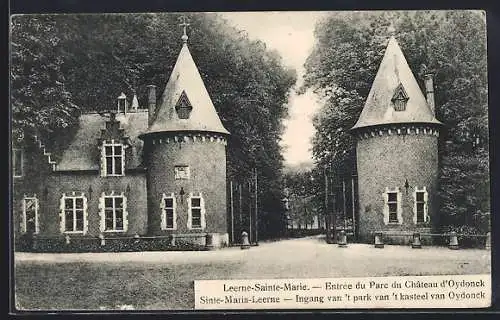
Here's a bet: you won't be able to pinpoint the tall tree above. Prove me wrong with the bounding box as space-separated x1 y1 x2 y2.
303 11 489 232
11 13 296 239
11 16 79 143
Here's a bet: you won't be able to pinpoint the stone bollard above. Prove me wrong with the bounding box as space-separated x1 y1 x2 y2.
65 234 71 245
448 232 459 250
337 230 347 248
99 234 105 246
485 232 491 250
170 234 176 247
411 233 422 249
374 232 384 248
240 231 250 250
205 233 215 250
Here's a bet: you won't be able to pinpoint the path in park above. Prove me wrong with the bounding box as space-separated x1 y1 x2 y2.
14 236 491 310
16 235 491 278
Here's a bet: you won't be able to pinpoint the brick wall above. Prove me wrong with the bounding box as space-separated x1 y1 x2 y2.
144 135 228 241
356 129 439 243
13 172 148 238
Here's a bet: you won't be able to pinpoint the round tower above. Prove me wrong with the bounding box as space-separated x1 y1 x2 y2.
351 36 442 244
139 28 230 248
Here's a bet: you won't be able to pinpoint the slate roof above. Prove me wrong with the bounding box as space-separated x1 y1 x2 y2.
352 36 442 130
56 111 148 171
141 43 230 137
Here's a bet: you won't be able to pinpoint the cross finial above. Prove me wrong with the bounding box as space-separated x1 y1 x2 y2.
178 15 190 44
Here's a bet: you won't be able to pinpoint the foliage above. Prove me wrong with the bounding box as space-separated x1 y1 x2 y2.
11 16 79 143
303 11 489 230
11 13 296 239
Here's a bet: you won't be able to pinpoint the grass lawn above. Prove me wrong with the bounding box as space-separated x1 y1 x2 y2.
14 237 491 311
15 261 240 310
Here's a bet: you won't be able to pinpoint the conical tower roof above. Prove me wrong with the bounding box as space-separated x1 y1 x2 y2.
142 41 229 136
352 36 441 130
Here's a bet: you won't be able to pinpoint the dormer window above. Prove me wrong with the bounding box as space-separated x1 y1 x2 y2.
13 148 23 178
175 91 193 119
117 92 127 113
391 83 409 111
101 140 125 177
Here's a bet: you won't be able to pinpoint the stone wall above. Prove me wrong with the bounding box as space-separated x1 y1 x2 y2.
144 133 228 246
355 126 439 243
13 171 148 239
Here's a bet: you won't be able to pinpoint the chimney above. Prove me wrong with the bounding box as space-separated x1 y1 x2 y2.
423 73 435 116
147 85 156 126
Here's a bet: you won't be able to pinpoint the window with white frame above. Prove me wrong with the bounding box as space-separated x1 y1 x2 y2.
174 165 190 180
99 192 128 232
383 187 402 225
102 140 125 176
60 193 88 234
160 193 176 230
22 196 39 234
188 193 205 230
13 148 23 177
413 187 429 224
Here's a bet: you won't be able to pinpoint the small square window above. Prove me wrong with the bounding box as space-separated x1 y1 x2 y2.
175 165 190 180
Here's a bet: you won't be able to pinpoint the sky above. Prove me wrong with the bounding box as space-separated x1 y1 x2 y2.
221 12 326 167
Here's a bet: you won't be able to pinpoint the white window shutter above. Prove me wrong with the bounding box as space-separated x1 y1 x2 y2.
160 193 166 230
200 192 206 230
423 187 429 223
122 192 128 232
98 192 105 233
412 187 417 224
82 194 88 235
100 145 106 177
187 192 193 230
59 194 66 234
21 197 26 233
382 188 389 225
172 193 177 230
396 188 403 224
35 196 40 234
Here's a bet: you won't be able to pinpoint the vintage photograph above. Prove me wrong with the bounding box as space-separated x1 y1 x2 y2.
10 10 491 310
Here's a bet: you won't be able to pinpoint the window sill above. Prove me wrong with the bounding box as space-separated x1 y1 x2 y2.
103 174 125 177
162 228 177 231
63 231 85 234
103 230 126 233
